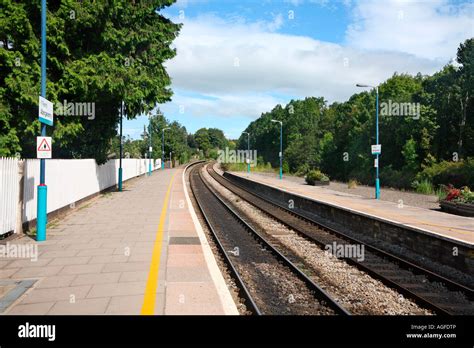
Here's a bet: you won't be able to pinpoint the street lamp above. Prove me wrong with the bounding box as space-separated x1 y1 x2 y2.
271 119 283 180
36 0 48 241
148 114 153 176
356 83 380 199
242 131 250 174
162 127 170 169
118 101 124 191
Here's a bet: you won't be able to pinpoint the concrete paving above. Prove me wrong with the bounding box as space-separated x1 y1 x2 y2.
230 171 474 246
0 166 238 315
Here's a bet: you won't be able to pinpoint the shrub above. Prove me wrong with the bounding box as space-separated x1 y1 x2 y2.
379 166 414 189
461 187 474 203
348 179 359 189
306 169 329 185
208 149 219 160
295 163 311 177
416 158 474 188
439 185 474 204
436 187 447 201
220 162 230 171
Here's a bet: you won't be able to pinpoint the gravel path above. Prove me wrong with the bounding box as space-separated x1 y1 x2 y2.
240 171 440 210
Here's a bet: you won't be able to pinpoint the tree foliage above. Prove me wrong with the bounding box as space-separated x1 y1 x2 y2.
238 39 474 188
0 0 180 162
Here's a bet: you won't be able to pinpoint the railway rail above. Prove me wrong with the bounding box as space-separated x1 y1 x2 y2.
188 161 350 315
206 162 474 315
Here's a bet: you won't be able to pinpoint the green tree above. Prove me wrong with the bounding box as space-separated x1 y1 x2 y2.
194 128 211 155
0 0 180 162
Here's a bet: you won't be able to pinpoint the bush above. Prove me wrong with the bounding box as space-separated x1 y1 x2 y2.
347 168 372 186
208 149 219 160
305 169 329 185
295 163 311 177
417 158 474 188
348 179 359 189
440 185 474 204
220 162 230 171
379 166 414 189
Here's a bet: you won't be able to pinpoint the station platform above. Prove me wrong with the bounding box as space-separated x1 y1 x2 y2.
0 164 238 315
229 171 474 247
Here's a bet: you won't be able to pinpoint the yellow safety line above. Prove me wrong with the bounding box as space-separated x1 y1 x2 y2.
141 172 177 315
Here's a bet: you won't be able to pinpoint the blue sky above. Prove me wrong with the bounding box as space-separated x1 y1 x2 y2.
123 0 474 139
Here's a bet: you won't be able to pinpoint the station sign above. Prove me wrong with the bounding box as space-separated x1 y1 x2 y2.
37 136 52 159
39 96 54 126
374 158 378 168
371 144 381 155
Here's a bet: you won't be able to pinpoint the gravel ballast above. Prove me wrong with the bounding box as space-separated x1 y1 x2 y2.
205 165 432 315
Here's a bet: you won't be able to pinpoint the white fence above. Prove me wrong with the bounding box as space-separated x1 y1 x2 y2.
0 158 20 236
0 158 160 236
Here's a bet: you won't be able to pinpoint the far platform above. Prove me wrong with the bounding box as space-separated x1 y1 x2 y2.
229 171 474 247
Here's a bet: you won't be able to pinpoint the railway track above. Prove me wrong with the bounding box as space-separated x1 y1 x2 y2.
206 163 474 315
188 162 350 315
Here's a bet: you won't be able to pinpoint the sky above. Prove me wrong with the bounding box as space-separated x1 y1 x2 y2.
123 0 474 139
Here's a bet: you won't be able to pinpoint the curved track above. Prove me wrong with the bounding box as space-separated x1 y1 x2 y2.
207 163 474 315
188 162 350 315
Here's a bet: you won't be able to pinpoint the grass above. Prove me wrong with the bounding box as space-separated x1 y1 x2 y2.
78 202 93 210
415 179 435 195
47 220 59 229
436 187 447 202
348 179 359 189
221 162 276 173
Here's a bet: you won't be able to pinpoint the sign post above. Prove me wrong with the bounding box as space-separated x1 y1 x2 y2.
37 0 50 242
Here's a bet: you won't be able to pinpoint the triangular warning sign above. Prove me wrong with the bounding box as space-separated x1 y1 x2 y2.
37 138 51 151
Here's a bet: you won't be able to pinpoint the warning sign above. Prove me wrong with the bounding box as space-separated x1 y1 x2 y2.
37 136 52 159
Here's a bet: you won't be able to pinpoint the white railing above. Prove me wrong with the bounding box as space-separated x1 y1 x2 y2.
0 158 160 235
0 158 20 235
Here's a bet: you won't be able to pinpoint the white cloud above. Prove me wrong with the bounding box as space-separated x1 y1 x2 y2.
165 13 442 115
163 92 285 119
346 0 474 60
162 2 472 125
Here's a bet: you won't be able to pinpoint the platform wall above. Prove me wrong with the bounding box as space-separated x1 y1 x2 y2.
0 158 160 235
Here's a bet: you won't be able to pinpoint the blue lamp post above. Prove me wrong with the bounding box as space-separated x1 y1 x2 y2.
356 83 380 199
118 101 124 191
37 0 48 241
148 115 153 176
242 131 250 173
271 119 283 180
162 127 170 169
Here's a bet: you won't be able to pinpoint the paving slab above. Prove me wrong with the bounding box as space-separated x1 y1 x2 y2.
1 165 238 315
